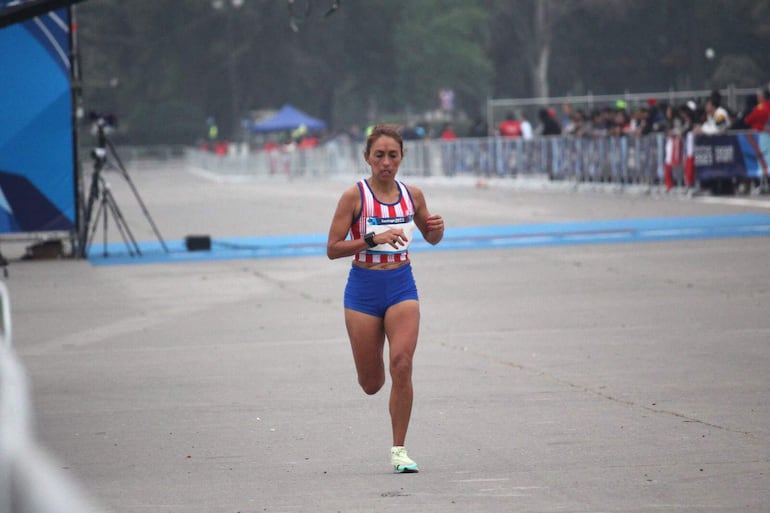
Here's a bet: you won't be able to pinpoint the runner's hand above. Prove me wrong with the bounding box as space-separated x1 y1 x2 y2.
379 228 407 248
426 214 444 232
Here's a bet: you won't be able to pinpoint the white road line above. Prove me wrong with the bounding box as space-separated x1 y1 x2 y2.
693 196 770 209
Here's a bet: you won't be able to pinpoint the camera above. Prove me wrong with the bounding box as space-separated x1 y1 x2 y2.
88 111 118 136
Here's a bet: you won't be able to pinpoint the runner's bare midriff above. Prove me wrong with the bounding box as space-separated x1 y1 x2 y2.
352 260 410 271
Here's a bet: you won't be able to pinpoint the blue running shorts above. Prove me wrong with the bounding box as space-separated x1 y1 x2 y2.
344 264 419 318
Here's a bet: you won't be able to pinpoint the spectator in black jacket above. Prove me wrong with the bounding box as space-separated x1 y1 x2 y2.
538 108 562 136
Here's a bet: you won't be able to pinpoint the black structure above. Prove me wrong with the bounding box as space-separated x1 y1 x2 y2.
78 119 168 258
0 0 86 29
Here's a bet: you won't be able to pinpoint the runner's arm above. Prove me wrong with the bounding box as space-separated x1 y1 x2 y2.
410 186 444 246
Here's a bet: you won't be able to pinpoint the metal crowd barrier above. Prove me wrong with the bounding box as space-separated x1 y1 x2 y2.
423 135 666 183
0 281 102 513
138 132 769 193
186 134 669 185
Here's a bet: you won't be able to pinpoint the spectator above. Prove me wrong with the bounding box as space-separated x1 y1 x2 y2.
647 101 668 133
676 103 696 134
559 103 574 132
468 117 487 138
214 140 228 156
698 90 731 134
663 103 676 130
537 108 561 136
568 109 589 137
348 125 364 142
629 107 649 137
681 104 698 187
401 124 427 140
439 123 457 140
742 87 770 132
280 135 295 175
561 111 577 135
297 134 319 149
729 94 756 130
263 139 279 152
498 111 522 137
601 107 616 134
608 107 630 137
587 109 607 138
517 111 533 140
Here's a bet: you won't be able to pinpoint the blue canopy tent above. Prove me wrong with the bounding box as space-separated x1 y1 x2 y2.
251 104 327 133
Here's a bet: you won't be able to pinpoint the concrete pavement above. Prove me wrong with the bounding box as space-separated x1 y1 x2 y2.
4 161 769 512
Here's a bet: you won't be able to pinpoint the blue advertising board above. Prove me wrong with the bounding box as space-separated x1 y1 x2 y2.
694 133 770 182
0 2 76 232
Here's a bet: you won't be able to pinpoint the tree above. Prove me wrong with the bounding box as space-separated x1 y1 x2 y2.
394 0 494 118
73 0 768 144
488 0 628 99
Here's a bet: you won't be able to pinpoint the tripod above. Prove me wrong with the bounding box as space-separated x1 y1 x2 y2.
78 121 169 258
85 167 140 257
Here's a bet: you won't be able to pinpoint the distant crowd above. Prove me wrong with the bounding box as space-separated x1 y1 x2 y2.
493 86 770 141
199 85 770 156
362 85 770 144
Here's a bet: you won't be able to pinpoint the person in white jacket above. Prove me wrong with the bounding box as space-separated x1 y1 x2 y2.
698 90 731 134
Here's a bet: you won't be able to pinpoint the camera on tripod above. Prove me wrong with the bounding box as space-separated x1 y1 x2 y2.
88 111 117 162
77 109 167 258
88 111 117 133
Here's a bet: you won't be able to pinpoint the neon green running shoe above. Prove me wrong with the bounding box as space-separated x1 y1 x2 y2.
391 446 419 473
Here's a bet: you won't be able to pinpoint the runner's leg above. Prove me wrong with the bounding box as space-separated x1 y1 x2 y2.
383 300 420 446
345 308 386 395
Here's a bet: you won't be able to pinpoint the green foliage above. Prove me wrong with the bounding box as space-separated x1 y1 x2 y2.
73 0 769 144
395 1 493 114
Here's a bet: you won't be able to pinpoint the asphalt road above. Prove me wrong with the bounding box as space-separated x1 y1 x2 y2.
5 161 769 512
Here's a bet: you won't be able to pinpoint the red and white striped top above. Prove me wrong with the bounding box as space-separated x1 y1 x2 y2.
351 179 416 264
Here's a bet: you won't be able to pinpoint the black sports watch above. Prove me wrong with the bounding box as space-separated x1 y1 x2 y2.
364 232 377 248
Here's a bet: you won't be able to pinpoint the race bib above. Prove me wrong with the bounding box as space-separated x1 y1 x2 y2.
366 215 415 254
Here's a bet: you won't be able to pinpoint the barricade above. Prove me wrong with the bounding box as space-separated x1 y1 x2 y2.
188 134 667 184
186 133 768 194
0 282 102 513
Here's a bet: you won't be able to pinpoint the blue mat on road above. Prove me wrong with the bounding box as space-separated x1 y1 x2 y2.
88 213 770 266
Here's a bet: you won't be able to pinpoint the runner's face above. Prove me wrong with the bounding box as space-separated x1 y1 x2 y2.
365 136 402 179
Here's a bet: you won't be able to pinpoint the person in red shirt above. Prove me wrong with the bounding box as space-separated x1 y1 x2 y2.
743 88 770 131
439 123 457 140
497 111 522 137
297 135 319 149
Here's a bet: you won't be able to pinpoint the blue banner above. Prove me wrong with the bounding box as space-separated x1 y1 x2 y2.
0 3 76 232
694 133 770 182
